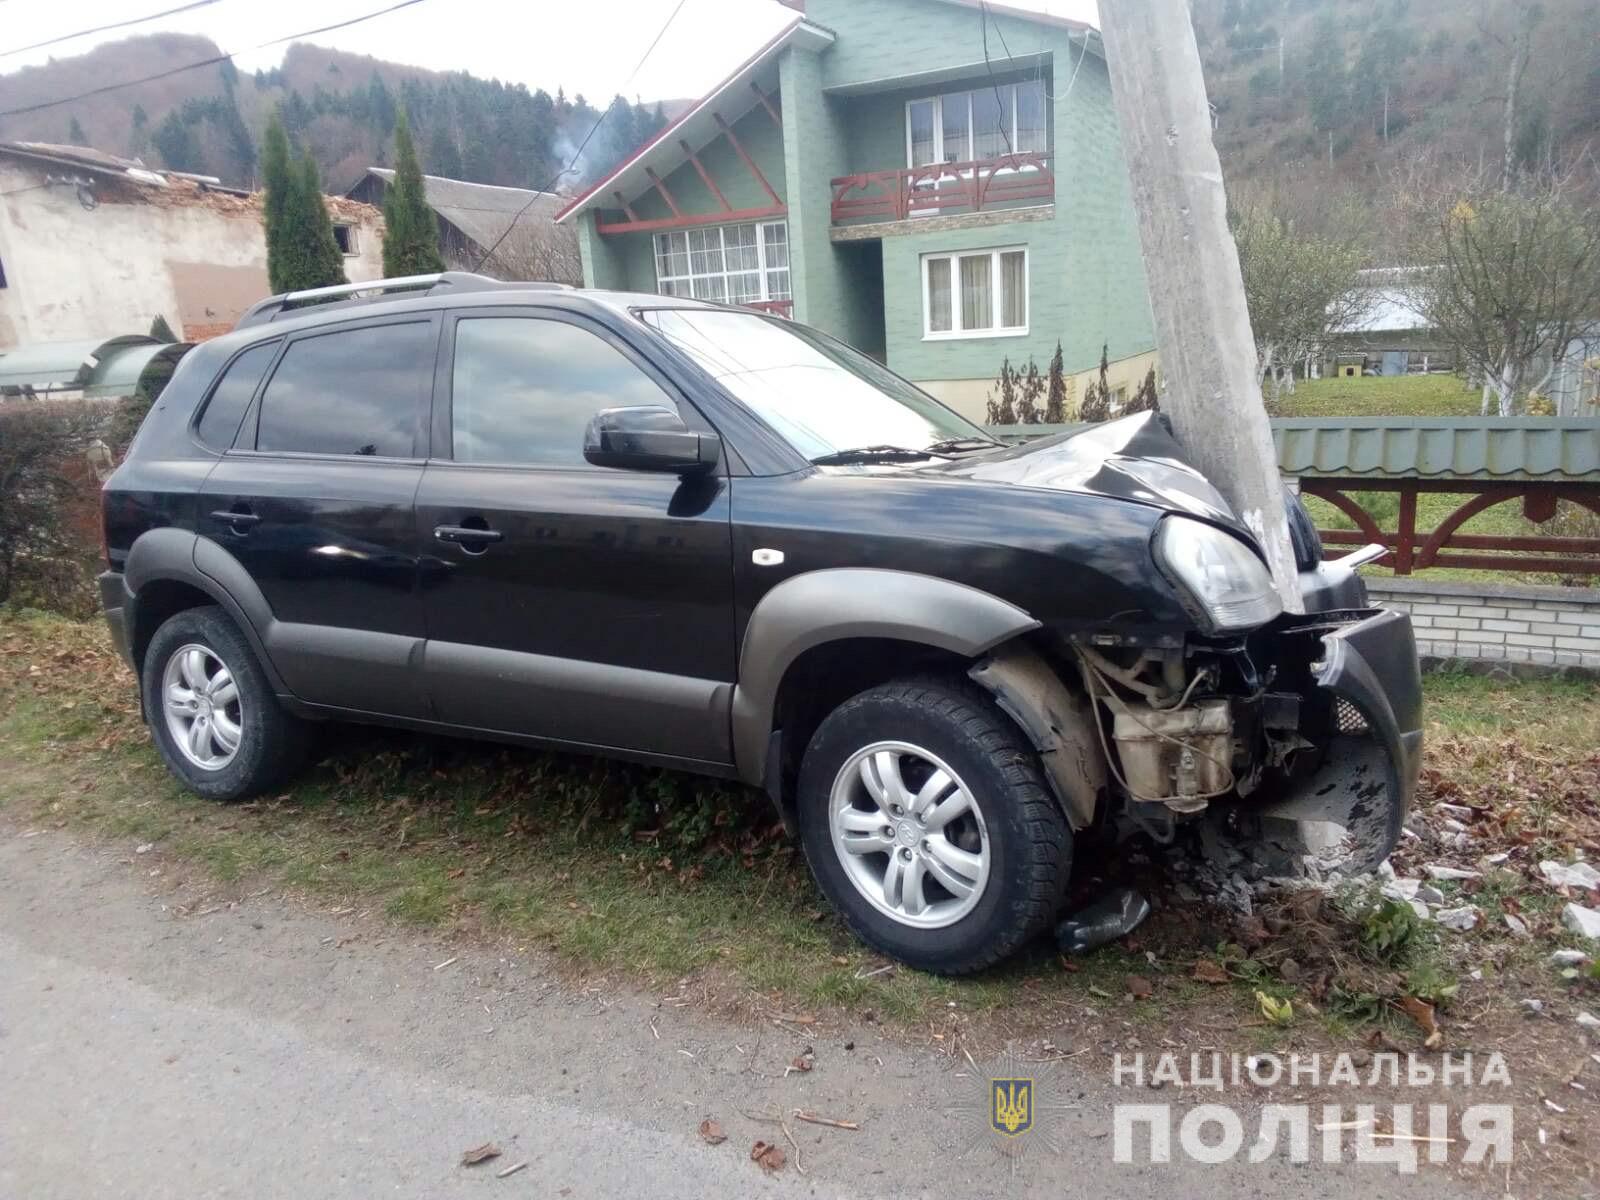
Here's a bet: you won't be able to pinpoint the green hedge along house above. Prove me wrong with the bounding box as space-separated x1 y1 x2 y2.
554 0 1157 422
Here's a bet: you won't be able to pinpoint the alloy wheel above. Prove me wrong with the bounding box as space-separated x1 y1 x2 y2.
161 643 244 771
828 740 991 929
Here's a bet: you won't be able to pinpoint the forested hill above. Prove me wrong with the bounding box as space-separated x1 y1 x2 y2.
0 35 673 195
1190 0 1600 196
3 1 1597 201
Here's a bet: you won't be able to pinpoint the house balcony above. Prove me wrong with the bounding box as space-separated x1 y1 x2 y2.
829 153 1054 229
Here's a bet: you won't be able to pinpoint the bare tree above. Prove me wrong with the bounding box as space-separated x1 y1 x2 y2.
1477 0 1544 192
476 219 582 286
1398 155 1600 415
1230 188 1371 403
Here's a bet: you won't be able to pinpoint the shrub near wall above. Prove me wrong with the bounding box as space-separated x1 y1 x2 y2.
0 401 116 618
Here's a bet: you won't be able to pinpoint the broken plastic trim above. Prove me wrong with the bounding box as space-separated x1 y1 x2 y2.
1246 606 1421 875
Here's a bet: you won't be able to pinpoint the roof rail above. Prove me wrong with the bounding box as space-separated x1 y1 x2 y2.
234 271 570 329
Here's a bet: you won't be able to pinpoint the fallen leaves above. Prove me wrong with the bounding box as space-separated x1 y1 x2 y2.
460 1142 501 1167
1397 994 1444 1050
750 1140 786 1172
1255 990 1294 1026
698 1118 727 1146
1192 958 1231 984
1126 974 1154 999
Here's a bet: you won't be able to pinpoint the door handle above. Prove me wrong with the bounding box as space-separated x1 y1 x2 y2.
210 508 260 530
434 524 504 546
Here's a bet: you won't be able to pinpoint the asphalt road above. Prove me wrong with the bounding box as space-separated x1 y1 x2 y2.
0 829 1486 1199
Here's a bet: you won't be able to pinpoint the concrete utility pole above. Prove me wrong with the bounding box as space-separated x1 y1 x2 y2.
1099 0 1303 613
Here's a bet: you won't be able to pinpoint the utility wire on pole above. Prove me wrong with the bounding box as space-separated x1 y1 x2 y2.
0 0 429 119
1099 0 1303 612
2 1 225 59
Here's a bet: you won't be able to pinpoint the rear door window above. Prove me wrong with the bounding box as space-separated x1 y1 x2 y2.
448 316 678 467
196 341 278 450
255 321 435 457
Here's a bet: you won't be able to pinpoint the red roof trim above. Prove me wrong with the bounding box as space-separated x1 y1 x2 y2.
554 16 807 224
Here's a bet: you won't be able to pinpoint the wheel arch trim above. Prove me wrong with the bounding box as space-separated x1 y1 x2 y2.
731 568 1040 785
124 528 288 693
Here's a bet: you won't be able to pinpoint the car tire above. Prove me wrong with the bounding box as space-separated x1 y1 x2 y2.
141 605 311 801
796 676 1071 975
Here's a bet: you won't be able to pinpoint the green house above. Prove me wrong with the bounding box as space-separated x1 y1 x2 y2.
554 0 1157 423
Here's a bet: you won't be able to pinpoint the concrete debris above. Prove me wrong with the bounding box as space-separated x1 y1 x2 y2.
1377 859 1397 881
1435 905 1481 932
1406 899 1431 922
1520 998 1544 1015
1381 877 1423 901
1436 802 1474 820
1425 865 1480 881
1440 817 1470 834
1577 1011 1600 1034
1550 949 1591 966
1503 913 1531 938
1562 903 1600 942
1540 860 1600 891
1484 851 1512 865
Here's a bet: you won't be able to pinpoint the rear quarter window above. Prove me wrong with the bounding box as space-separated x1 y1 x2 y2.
195 341 279 451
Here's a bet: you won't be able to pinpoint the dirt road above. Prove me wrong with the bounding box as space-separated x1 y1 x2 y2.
0 829 1486 1199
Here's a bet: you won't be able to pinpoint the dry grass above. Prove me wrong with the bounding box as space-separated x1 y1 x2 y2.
0 611 1595 1058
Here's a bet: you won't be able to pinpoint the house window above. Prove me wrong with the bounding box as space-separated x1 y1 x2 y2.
906 80 1047 167
922 247 1028 339
332 224 358 256
654 220 789 305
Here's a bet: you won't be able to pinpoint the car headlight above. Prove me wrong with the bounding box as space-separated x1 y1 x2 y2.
1154 516 1282 633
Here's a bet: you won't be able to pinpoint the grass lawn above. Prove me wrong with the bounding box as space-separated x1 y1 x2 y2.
1273 374 1483 418
2 609 1596 1054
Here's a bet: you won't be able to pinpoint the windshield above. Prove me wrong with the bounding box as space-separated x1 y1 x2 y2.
637 308 986 460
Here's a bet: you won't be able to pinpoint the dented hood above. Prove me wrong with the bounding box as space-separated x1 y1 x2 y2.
925 412 1245 531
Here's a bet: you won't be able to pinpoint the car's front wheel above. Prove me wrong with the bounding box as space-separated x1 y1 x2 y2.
141 605 310 801
796 677 1071 974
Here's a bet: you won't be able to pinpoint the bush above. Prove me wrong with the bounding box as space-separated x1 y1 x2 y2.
0 401 115 617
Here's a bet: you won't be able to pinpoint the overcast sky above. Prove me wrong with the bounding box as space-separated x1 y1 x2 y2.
1 0 1099 105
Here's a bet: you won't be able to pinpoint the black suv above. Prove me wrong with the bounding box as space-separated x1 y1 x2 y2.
100 272 1422 973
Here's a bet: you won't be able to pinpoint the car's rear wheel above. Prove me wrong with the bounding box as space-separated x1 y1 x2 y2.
796 676 1071 974
141 606 310 801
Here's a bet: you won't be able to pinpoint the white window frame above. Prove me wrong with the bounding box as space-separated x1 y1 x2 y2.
653 220 790 305
921 246 1029 341
904 80 1047 168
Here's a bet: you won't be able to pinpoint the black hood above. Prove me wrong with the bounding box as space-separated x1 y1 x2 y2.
922 411 1247 533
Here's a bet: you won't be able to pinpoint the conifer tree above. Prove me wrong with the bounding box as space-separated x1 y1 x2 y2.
383 111 445 276
261 115 295 293
293 150 347 289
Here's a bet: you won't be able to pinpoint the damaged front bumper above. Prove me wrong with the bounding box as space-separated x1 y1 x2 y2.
1246 604 1423 874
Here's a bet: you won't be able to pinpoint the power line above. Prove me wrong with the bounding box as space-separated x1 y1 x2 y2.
471 0 689 272
3 1 225 59
0 0 429 119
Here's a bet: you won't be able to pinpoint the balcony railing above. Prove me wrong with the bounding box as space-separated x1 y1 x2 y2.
830 153 1054 225
743 299 793 318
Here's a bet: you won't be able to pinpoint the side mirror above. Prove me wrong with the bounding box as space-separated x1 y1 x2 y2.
583 405 721 475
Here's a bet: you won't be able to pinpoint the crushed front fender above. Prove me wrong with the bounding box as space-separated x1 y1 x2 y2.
1248 606 1422 874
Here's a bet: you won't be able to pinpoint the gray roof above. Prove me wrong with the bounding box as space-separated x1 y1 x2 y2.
987 417 1600 483
363 168 564 251
1272 417 1600 482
